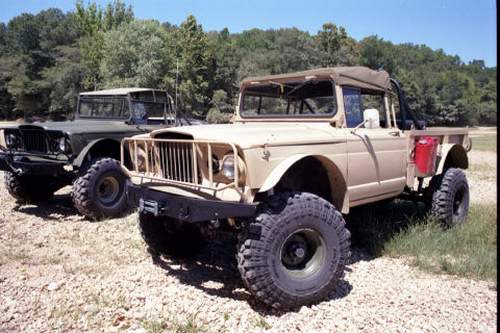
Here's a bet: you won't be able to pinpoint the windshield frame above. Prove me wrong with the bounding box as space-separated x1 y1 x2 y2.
238 78 338 120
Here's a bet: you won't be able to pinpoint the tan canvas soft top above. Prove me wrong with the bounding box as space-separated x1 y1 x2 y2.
241 66 391 92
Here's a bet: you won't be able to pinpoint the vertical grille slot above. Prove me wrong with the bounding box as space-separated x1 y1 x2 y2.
20 129 48 153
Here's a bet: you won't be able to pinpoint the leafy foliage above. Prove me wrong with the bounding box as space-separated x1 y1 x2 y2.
168 15 215 117
75 0 133 90
100 19 171 88
0 4 496 125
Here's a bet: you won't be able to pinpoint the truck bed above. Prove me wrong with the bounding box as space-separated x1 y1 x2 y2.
409 127 469 146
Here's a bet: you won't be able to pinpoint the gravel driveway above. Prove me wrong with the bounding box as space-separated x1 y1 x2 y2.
0 144 497 333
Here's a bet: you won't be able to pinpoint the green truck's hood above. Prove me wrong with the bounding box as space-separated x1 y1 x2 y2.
2 119 159 135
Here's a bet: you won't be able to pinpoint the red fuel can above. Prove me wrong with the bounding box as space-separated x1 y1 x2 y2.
414 136 439 176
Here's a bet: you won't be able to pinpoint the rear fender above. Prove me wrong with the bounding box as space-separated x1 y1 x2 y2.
436 143 469 175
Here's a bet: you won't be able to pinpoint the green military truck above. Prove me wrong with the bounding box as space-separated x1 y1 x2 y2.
0 88 181 220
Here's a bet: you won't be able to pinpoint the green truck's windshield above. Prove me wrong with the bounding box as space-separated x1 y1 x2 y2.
241 80 337 118
130 101 165 120
78 91 170 121
79 97 129 118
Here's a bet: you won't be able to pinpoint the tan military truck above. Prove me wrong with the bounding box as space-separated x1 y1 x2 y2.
121 67 471 309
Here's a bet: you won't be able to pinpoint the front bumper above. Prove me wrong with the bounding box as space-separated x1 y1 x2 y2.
126 181 258 223
0 152 66 176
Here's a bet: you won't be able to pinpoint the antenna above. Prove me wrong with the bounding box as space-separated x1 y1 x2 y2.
175 58 179 124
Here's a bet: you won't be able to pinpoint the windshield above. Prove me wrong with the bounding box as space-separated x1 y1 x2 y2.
78 97 129 119
78 93 170 122
131 101 166 122
240 80 337 118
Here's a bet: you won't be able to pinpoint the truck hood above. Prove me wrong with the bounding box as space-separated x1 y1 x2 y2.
1 119 157 135
150 122 344 148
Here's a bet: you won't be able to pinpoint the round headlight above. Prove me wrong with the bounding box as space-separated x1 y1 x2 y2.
5 133 15 146
5 133 20 148
221 155 235 180
58 137 67 152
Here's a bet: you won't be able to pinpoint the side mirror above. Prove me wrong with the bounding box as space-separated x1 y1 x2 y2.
363 109 380 129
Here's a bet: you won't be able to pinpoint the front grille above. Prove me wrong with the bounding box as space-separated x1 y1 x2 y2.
124 137 240 191
21 129 48 153
156 141 195 183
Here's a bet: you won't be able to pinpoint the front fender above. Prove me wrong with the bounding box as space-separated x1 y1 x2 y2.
72 138 120 168
258 154 349 213
258 154 309 193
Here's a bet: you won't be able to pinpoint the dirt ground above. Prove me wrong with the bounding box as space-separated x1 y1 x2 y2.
0 129 497 333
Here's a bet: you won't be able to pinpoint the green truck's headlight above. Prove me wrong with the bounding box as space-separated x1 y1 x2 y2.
5 133 21 148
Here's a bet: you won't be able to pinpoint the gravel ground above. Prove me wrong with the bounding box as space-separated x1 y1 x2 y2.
0 139 497 333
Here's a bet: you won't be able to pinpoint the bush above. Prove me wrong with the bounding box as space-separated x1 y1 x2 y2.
205 108 233 124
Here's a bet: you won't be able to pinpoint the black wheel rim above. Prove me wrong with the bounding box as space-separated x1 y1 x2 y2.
280 228 325 279
96 175 120 205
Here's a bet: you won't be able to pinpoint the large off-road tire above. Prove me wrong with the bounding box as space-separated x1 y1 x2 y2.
4 172 60 203
72 158 129 220
138 212 205 258
430 168 470 227
237 192 351 310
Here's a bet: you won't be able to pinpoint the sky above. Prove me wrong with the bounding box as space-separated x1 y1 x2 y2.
0 0 496 67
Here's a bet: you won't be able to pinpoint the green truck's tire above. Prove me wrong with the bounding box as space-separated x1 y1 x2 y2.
138 212 205 258
4 172 59 203
72 158 129 221
430 168 470 227
237 191 351 310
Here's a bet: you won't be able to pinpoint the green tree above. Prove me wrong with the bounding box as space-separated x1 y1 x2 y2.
75 0 133 90
100 20 172 88
359 36 396 73
39 45 83 119
167 15 214 118
316 23 358 66
103 0 133 31
206 89 234 123
0 8 496 126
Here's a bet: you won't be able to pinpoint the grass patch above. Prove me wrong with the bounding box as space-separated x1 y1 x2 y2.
141 318 167 333
141 315 206 333
472 134 497 152
384 204 496 282
173 316 206 333
253 316 271 330
347 201 496 282
347 200 428 256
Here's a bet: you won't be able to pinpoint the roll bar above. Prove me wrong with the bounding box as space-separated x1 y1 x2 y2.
390 78 424 131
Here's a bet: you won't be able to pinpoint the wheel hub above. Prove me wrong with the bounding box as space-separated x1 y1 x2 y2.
97 175 120 205
280 229 326 279
294 247 305 258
